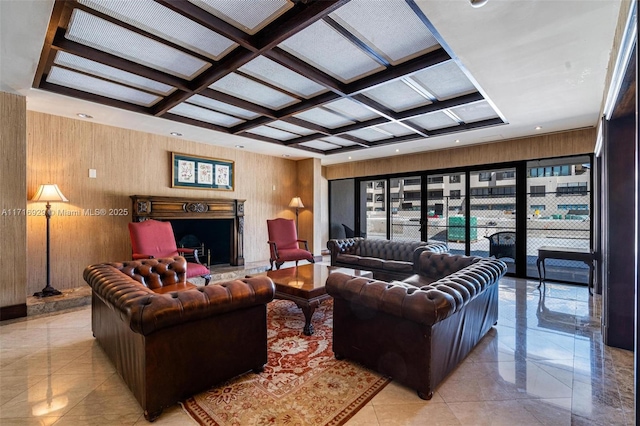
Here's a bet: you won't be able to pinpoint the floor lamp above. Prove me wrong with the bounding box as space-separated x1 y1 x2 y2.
32 184 68 298
289 197 304 234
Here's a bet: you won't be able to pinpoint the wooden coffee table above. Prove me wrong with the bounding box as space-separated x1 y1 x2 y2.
255 263 372 335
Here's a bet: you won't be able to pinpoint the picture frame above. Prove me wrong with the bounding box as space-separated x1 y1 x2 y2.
172 152 234 191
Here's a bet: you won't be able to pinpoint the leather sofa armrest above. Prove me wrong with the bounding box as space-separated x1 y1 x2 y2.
326 272 456 326
327 238 361 265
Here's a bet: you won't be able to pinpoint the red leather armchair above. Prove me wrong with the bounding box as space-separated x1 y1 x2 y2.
267 218 315 270
128 219 211 285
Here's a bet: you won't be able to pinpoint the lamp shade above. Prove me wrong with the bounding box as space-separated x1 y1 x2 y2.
288 197 304 209
31 184 69 202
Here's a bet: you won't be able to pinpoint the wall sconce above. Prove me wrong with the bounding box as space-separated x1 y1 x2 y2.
31 184 68 297
288 196 304 233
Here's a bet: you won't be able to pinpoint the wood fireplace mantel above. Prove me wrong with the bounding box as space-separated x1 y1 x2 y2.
130 195 245 266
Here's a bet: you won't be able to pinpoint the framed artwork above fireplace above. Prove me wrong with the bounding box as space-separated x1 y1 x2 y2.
171 152 234 191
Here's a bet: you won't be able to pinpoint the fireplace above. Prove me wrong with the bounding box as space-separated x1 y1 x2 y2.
130 195 244 266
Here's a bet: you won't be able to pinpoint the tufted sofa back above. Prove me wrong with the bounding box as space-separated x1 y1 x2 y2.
358 239 427 261
110 256 188 291
414 251 481 281
326 256 507 326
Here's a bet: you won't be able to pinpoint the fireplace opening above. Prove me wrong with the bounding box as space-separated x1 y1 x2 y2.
170 219 232 266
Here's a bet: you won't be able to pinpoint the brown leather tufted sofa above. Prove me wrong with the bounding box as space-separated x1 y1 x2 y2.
326 237 449 281
83 256 275 422
326 252 507 400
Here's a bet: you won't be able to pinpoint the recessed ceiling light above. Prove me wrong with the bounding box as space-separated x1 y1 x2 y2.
170 132 182 136
235 145 244 149
348 156 352 160
76 113 92 119
282 154 290 158
395 149 399 153
455 139 460 143
535 126 542 130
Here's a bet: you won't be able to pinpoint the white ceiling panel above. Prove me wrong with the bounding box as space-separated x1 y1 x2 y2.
53 51 175 95
246 125 299 140
294 107 356 129
451 101 500 123
168 103 245 127
363 79 431 112
299 140 341 151
47 67 161 106
412 60 477 101
66 9 210 80
188 0 293 34
346 127 392 142
78 0 237 60
407 111 459 131
324 98 379 121
240 56 327 98
330 0 439 65
278 20 384 83
187 95 261 119
210 73 299 109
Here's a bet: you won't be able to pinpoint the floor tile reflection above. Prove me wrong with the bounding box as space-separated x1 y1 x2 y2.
0 277 634 425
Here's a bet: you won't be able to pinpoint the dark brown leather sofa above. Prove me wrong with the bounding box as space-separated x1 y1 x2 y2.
83 256 275 421
326 251 507 400
326 237 449 281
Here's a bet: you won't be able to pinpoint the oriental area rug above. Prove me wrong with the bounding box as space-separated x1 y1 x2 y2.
182 299 390 426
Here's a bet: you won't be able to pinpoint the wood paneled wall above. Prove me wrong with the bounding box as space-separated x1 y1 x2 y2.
325 128 596 180
26 111 297 294
0 92 27 309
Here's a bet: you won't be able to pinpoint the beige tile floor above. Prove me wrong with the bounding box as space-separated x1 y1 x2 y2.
0 277 634 425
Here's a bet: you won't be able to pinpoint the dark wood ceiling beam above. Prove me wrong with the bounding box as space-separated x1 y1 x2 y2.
50 29 191 91
230 116 275 134
394 92 485 120
326 117 389 135
323 16 390 67
344 48 451 95
251 0 349 50
235 132 287 146
199 88 278 118
235 70 302 101
40 80 150 114
366 133 425 147
265 48 346 94
281 117 332 135
275 91 342 118
332 134 372 147
152 0 255 50
153 0 349 116
33 0 69 87
152 47 257 115
282 133 332 146
426 117 505 136
162 113 232 133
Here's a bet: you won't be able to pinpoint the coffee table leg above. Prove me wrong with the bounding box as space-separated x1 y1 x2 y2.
299 304 316 336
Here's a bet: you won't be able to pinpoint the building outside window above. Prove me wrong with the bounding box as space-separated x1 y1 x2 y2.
530 185 546 197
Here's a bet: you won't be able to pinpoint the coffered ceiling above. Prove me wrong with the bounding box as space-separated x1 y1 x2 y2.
1 0 625 165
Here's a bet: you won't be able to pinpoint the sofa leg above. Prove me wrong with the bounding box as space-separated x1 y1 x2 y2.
144 409 163 422
417 390 433 400
253 365 265 374
334 353 344 360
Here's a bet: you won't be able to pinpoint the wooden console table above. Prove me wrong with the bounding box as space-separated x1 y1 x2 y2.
536 246 595 295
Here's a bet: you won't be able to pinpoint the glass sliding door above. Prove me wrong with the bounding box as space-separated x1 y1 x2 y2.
469 168 517 271
424 173 465 254
526 156 592 284
360 179 387 239
390 176 421 241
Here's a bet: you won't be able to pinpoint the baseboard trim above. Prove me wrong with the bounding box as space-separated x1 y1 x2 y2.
0 303 27 321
